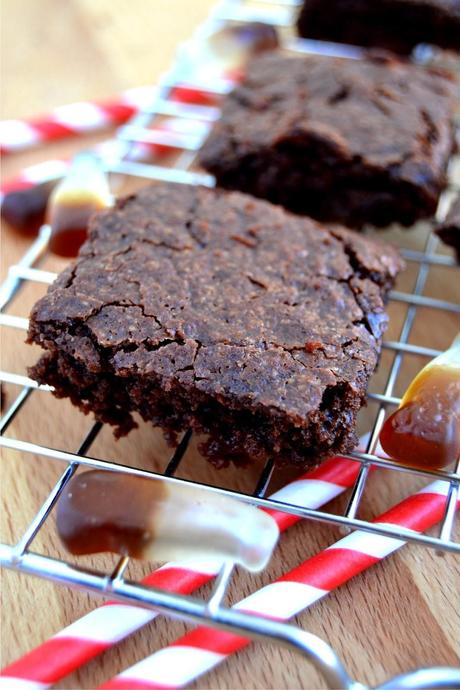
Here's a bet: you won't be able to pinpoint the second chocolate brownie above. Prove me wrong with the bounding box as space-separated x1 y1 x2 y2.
199 52 456 228
28 183 403 469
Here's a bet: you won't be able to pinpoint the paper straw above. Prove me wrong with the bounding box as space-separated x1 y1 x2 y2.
0 117 210 216
0 453 362 690
0 159 70 204
0 87 156 155
0 78 229 158
98 480 456 690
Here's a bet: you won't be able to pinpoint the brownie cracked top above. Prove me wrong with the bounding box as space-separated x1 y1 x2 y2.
29 183 403 422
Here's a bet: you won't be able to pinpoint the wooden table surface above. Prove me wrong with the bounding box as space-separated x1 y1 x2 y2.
1 2 459 688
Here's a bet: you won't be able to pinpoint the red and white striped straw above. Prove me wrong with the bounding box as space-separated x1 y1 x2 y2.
0 159 69 203
0 117 210 210
0 81 223 210
0 87 155 155
97 480 457 690
0 81 227 157
0 452 362 690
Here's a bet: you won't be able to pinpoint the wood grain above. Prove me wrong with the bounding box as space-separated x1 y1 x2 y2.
1 1 459 688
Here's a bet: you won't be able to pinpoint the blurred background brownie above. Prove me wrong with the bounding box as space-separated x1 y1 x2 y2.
296 0 460 55
28 182 403 469
199 51 456 229
436 193 460 261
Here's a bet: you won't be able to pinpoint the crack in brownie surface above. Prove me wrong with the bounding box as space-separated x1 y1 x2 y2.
28 182 403 468
199 52 457 228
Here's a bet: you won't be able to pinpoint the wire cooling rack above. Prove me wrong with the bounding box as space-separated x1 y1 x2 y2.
1 1 460 688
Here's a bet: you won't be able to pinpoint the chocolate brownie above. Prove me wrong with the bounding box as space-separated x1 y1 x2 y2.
199 52 456 228
296 0 460 55
28 182 403 469
436 194 460 262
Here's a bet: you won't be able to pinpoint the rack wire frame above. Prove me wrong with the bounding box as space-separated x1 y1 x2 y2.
1 1 460 688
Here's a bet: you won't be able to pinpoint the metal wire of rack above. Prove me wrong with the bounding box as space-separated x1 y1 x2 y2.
1 1 460 688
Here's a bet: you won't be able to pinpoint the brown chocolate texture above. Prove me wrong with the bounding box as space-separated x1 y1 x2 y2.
199 52 456 228
28 182 403 468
